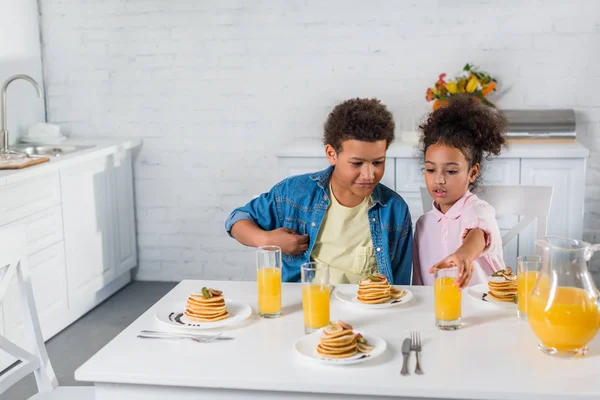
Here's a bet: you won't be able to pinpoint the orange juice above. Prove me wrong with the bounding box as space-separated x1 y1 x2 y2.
257 267 281 316
528 287 600 352
517 271 539 316
434 276 461 321
302 284 330 330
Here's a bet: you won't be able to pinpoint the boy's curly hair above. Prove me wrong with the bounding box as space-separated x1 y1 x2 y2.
419 96 508 191
323 98 395 153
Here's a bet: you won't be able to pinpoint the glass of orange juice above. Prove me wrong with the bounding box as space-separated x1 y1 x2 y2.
516 255 541 320
301 262 331 334
256 246 282 318
434 266 462 330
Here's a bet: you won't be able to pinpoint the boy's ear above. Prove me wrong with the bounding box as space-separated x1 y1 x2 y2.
325 144 337 166
469 163 480 183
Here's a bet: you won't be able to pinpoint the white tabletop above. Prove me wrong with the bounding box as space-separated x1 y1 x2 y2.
75 280 600 400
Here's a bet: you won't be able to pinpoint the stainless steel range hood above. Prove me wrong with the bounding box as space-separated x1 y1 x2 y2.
501 109 576 140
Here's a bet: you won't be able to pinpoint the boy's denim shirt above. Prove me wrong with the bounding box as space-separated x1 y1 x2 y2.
224 166 413 284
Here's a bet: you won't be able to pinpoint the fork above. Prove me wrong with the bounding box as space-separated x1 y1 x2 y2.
137 335 223 343
410 331 424 375
139 330 233 340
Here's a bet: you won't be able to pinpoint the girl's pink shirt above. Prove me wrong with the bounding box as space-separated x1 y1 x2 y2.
412 191 505 286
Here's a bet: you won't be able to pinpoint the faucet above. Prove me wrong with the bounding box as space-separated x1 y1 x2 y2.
1 74 43 158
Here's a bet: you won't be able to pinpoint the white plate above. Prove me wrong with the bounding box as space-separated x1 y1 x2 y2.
334 286 414 309
467 283 517 309
155 299 252 330
294 329 387 366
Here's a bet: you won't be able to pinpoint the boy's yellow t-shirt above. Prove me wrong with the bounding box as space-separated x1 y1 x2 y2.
311 184 378 284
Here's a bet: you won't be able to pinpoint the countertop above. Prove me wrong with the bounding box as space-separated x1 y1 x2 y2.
276 137 590 159
0 138 141 186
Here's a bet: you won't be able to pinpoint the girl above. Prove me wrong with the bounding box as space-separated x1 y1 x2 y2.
413 96 507 289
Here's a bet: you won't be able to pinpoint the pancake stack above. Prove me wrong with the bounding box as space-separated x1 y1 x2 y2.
316 321 375 359
184 287 229 322
356 273 406 304
487 267 517 303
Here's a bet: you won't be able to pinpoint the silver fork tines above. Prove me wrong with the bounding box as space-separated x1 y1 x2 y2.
411 331 424 375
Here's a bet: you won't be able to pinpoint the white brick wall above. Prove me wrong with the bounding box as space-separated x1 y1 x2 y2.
0 0 45 145
38 0 600 282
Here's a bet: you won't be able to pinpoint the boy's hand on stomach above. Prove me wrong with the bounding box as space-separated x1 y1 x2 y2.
429 251 473 290
265 228 309 255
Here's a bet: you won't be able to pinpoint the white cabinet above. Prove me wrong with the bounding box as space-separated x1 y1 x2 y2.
519 158 586 257
61 156 117 307
0 142 139 372
0 173 61 226
276 139 589 268
3 242 68 348
114 150 138 274
61 150 138 310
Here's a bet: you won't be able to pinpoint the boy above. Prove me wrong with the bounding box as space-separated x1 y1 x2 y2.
225 98 413 284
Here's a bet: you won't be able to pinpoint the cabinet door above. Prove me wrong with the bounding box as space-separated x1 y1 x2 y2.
114 150 137 273
482 159 520 186
520 158 586 256
60 156 116 306
2 242 68 368
0 306 6 371
277 157 395 190
0 173 61 226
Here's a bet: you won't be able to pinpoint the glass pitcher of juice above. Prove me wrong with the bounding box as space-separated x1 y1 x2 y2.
528 237 600 357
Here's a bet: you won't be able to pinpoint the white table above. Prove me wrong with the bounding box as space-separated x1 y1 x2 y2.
75 280 600 400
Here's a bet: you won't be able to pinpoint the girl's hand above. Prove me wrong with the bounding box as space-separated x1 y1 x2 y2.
429 251 473 289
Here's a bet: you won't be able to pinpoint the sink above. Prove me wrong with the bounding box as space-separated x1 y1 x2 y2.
11 145 96 157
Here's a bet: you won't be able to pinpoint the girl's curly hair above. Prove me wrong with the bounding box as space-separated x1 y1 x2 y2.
323 98 395 153
419 96 508 191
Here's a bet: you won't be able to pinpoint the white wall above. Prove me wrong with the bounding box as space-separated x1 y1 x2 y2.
0 0 45 144
38 0 600 281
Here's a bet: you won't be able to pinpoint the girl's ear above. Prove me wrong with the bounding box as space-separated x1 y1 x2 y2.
325 144 337 166
469 163 480 183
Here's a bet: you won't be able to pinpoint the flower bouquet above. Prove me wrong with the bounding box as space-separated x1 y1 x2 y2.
425 63 497 110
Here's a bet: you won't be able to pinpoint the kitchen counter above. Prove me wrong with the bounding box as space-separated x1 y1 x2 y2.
0 138 141 186
276 137 590 159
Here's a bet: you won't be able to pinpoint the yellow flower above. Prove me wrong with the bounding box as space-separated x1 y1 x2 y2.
466 76 478 93
446 82 458 94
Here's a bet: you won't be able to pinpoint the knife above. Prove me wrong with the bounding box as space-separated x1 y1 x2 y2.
401 338 411 375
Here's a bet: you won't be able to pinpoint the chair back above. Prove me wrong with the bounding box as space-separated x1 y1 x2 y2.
420 185 553 246
0 225 58 396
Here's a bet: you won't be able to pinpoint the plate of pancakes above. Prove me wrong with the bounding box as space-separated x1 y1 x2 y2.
155 287 252 330
334 274 413 309
294 321 387 365
467 268 517 308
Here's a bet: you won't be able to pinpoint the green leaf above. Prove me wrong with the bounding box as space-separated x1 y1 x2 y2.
481 98 496 108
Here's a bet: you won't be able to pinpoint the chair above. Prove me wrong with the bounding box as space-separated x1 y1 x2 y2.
0 225 94 399
420 185 553 246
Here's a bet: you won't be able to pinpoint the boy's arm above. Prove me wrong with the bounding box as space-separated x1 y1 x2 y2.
224 183 308 255
231 220 308 255
391 210 414 285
